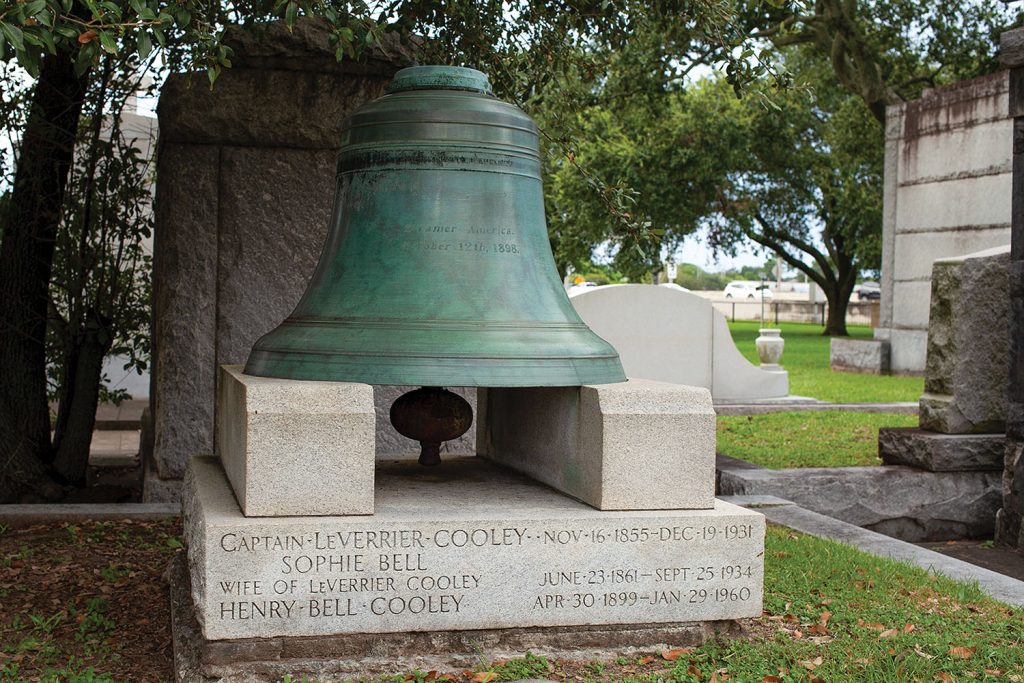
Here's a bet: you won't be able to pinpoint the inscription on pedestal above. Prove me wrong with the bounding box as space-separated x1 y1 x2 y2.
186 457 765 640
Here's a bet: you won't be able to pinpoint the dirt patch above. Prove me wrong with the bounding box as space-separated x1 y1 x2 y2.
0 518 182 682
916 538 1024 582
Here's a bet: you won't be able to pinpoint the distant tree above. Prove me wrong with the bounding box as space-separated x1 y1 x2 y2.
740 0 1018 123
674 264 730 291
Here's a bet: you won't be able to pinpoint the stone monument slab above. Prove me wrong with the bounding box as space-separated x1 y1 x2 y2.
183 456 764 641
477 380 716 510
830 338 890 374
216 366 375 517
879 427 1005 472
920 245 1011 434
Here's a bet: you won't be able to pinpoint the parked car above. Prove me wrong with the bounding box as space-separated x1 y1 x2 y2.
723 281 773 300
856 281 881 301
566 281 599 296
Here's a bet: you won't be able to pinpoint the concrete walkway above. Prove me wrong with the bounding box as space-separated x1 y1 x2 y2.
715 400 918 416
722 494 1024 607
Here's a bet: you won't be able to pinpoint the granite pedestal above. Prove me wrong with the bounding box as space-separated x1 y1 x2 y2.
174 371 766 680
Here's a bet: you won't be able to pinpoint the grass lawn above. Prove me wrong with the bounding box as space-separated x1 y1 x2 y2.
719 321 924 468
726 321 924 404
5 521 1022 682
717 410 919 468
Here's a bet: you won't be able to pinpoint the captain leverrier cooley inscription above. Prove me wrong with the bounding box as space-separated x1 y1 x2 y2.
205 518 762 635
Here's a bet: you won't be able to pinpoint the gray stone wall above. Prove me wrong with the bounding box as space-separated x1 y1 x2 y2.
877 72 1013 374
146 22 419 499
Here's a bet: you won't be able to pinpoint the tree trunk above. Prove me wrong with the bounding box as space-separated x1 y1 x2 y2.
52 311 112 484
0 51 89 502
822 287 849 336
821 266 858 337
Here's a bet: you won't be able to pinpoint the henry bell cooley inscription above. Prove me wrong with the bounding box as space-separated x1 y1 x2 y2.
192 517 765 639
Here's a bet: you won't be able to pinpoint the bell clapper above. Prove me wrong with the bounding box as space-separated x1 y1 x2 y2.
389 387 473 466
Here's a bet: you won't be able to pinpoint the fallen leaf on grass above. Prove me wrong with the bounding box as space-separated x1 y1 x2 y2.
637 656 655 665
470 672 497 683
879 628 900 639
948 646 976 659
914 647 935 659
934 673 954 682
819 611 831 627
759 677 783 683
858 619 885 631
984 669 1002 676
662 647 693 661
904 623 916 633
798 656 824 671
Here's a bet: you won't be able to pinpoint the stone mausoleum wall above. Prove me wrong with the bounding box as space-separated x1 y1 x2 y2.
877 72 1014 374
145 22 419 501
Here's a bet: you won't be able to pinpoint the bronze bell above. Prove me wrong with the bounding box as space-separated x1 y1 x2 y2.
244 65 625 464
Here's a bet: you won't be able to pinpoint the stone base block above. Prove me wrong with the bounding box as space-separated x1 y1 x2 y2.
216 365 375 516
169 554 742 682
920 392 1005 435
830 338 890 374
183 456 763 641
879 428 1004 471
477 380 716 510
717 461 1000 541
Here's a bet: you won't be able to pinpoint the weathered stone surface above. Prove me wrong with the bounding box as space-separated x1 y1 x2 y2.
478 380 716 510
830 338 890 374
216 366 375 517
152 144 220 480
157 49 402 148
169 554 742 682
878 427 1004 472
222 19 413 75
920 245 1011 434
996 439 1024 547
214 147 335 370
1002 28 1024 69
184 456 764 640
717 462 1001 541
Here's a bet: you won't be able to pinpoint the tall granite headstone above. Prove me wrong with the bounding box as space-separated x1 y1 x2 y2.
146 23 443 501
996 28 1024 551
877 246 1008 537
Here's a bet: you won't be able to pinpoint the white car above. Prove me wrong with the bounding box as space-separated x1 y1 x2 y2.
723 281 773 300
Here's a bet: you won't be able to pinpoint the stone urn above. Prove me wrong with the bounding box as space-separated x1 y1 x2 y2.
755 328 784 369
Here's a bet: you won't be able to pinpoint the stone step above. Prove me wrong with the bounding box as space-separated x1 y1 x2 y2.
88 430 140 468
93 399 148 430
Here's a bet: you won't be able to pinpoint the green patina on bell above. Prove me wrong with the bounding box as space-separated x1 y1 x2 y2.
244 65 625 387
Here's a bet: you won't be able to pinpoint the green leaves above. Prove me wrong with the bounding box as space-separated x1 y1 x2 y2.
0 22 25 52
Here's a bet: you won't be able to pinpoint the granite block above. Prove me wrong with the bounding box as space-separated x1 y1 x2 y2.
216 366 375 517
183 456 764 640
477 380 716 510
830 338 890 374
